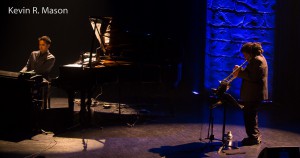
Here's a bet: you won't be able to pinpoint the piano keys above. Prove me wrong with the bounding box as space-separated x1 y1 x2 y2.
0 70 20 78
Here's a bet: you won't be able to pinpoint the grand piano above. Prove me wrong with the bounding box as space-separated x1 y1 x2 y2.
53 17 183 124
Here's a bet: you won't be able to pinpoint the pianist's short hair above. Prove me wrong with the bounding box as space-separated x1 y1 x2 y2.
38 36 51 44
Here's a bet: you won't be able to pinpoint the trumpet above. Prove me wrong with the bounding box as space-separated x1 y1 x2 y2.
222 60 248 84
212 60 248 95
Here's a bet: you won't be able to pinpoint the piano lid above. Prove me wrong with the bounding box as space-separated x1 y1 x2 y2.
88 16 183 64
89 17 112 53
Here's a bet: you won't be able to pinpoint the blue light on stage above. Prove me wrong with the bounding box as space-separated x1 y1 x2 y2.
192 91 199 95
204 0 275 98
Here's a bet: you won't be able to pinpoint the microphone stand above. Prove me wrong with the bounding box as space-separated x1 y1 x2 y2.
217 97 239 154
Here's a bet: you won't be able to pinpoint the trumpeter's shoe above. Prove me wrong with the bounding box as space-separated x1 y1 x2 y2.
241 137 261 146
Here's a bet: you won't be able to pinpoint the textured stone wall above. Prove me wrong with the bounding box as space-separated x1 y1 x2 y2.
205 0 275 98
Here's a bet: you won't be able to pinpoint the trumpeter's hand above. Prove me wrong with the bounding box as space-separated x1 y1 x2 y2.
232 65 240 77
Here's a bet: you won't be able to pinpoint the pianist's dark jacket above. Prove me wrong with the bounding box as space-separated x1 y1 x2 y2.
21 50 55 79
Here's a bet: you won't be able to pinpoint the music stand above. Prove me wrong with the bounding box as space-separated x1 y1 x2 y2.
201 97 222 144
207 86 242 153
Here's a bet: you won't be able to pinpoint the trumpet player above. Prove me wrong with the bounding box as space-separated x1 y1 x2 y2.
233 42 268 146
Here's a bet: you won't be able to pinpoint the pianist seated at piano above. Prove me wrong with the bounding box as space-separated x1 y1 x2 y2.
20 35 55 82
20 35 55 110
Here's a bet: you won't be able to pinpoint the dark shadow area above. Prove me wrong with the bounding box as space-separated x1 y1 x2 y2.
149 141 247 158
0 76 35 142
149 142 208 158
39 108 74 132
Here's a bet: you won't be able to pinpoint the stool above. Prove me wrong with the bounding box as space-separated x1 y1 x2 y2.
40 79 52 110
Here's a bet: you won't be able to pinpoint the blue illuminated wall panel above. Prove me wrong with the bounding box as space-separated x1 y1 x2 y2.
205 0 275 98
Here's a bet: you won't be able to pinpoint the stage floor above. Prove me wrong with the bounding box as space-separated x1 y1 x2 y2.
0 88 299 158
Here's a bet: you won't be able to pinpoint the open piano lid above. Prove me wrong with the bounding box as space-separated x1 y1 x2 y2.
88 16 183 65
89 17 112 54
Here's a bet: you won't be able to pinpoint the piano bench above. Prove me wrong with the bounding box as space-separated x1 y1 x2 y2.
38 78 55 110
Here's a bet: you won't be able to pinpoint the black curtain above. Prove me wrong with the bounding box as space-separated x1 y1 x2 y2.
274 0 300 107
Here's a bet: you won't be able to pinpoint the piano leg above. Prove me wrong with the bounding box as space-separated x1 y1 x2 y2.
65 87 94 127
67 90 75 112
80 89 87 113
79 88 93 126
86 88 92 111
79 89 87 125
86 88 93 126
66 90 75 126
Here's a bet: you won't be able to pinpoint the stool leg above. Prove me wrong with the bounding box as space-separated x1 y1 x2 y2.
48 95 51 109
43 86 48 110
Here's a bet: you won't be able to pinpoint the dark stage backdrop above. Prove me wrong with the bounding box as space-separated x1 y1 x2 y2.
274 0 300 108
0 0 206 93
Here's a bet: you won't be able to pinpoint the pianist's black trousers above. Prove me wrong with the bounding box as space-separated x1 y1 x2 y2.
243 102 260 139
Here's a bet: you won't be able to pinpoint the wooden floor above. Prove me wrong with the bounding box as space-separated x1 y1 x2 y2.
0 86 299 158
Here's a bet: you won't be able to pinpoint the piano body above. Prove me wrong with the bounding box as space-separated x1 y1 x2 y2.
53 17 183 123
0 70 45 135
